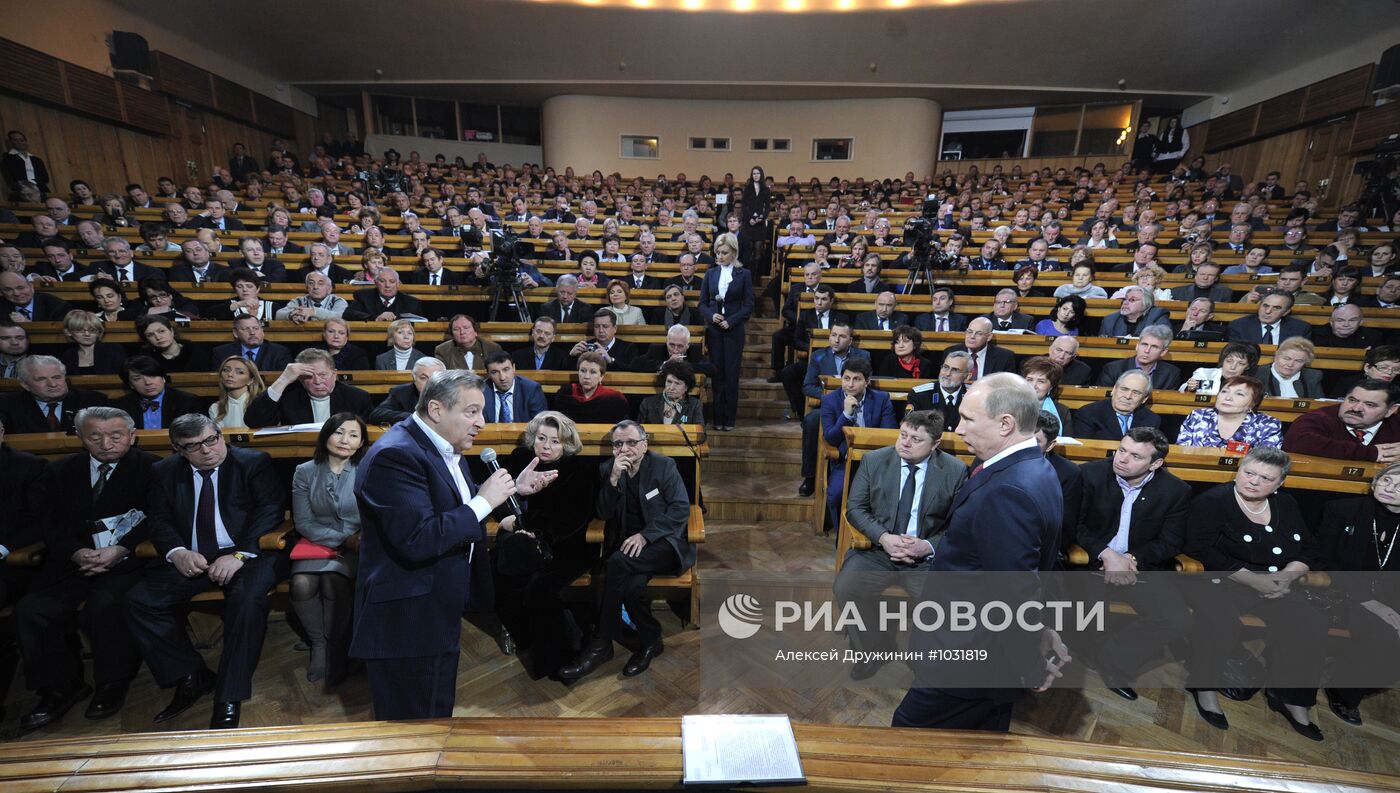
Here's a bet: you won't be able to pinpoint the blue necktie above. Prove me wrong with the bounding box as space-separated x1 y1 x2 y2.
499 391 512 423
1118 414 1130 435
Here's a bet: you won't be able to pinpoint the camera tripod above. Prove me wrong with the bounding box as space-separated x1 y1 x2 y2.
487 276 533 324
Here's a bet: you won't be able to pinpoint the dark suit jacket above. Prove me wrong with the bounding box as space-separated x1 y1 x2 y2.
267 242 304 256
907 383 966 432
59 343 127 376
1169 283 1234 304
112 387 209 429
1097 357 1184 390
210 342 292 374
405 268 467 287
802 346 872 399
351 418 493 658
42 448 158 578
2 151 49 195
0 445 48 555
844 278 896 295
1073 399 1161 441
663 274 702 292
537 298 595 325
1311 326 1380 349
1283 404 1400 461
1226 315 1313 344
93 260 162 283
481 376 546 423
1061 359 1092 387
1253 364 1325 398
1047 453 1083 563
293 263 353 285
853 310 910 332
147 445 282 558
319 344 372 372
941 344 1017 378
0 388 107 434
845 446 967 547
982 312 1036 332
1099 308 1172 337
1075 460 1190 570
229 257 288 283
368 382 419 425
913 312 969 333
244 381 374 427
597 451 695 576
795 309 851 350
821 388 897 463
511 345 570 372
344 289 424 321
30 261 94 282
2 292 72 321
166 262 230 284
698 265 754 327
623 274 665 292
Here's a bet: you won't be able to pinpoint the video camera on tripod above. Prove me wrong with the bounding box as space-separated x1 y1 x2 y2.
479 228 533 323
901 196 959 294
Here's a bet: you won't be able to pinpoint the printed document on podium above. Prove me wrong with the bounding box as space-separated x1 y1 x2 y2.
682 714 804 785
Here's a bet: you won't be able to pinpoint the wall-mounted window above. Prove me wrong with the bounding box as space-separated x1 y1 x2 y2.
689 137 730 150
414 98 457 140
460 102 498 142
500 105 541 146
813 138 852 161
940 130 1027 160
621 135 660 158
751 138 791 152
372 95 414 136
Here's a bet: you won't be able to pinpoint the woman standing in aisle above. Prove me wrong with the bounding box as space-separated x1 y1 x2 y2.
699 232 753 431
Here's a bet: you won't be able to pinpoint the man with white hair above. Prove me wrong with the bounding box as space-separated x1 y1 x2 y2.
1047 335 1090 386
275 270 348 323
637 324 715 376
0 355 108 433
1097 325 1183 390
369 357 446 424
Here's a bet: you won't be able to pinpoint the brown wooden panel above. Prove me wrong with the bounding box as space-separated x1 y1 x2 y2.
252 91 294 137
1255 88 1305 136
150 50 213 107
1204 106 1258 151
0 37 65 105
117 83 172 135
1305 64 1375 119
63 63 122 123
1350 100 1400 153
212 74 253 120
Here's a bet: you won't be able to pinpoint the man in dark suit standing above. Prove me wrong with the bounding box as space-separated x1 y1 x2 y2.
1075 371 1161 441
14 407 157 731
853 291 909 332
354 371 554 718
369 358 445 425
537 275 596 325
1 271 72 322
0 356 107 434
1073 428 1191 700
895 373 1067 731
244 349 373 427
482 352 546 424
907 351 969 431
111 356 208 430
125 414 284 729
210 316 292 374
559 420 693 680
511 318 570 372
345 270 425 321
834 409 968 678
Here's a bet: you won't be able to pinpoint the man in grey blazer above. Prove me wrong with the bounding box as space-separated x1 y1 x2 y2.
1099 287 1170 338
833 409 968 679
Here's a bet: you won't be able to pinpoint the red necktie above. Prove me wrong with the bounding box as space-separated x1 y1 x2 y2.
968 353 979 381
1353 428 1367 443
45 402 60 431
969 463 984 478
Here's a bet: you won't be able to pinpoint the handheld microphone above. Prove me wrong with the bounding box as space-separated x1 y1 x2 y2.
479 448 525 520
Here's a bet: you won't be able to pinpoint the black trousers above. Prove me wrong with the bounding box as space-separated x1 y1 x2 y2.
707 324 745 427
366 649 459 720
1069 574 1192 687
125 554 280 702
800 409 822 479
1182 577 1327 707
770 326 796 373
782 362 810 415
893 688 1014 732
16 569 143 692
833 549 935 654
1329 600 1400 709
493 533 598 679
595 541 679 646
0 564 33 609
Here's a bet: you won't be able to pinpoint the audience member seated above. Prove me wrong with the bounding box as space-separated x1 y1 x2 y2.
208 355 263 429
245 348 373 427
982 288 1035 332
772 265 822 377
832 409 966 679
1110 264 1170 303
1227 289 1312 345
796 321 870 495
1312 303 1380 350
513 317 569 372
88 280 140 324
1047 335 1091 386
406 247 464 287
1034 294 1086 337
1173 297 1226 342
32 240 93 282
132 314 207 374
1176 375 1283 448
1097 324 1183 390
1075 371 1160 441
821 357 897 529
1072 427 1191 700
664 254 703 291
1022 356 1074 436
913 286 969 334
126 413 284 730
855 291 909 333
494 411 601 681
1099 286 1170 337
345 270 424 321
538 274 595 326
482 351 546 424
231 236 287 284
13 406 157 732
1322 266 1371 308
558 420 694 681
93 237 160 283
289 413 366 684
944 317 1016 383
637 359 703 425
435 313 504 371
907 351 968 431
554 351 630 425
845 254 895 295
295 243 353 285
601 279 645 326
624 253 664 291
350 249 386 286
650 283 698 327
211 315 291 374
167 240 228 286
374 318 426 371
369 357 445 425
1053 262 1108 300
1254 337 1324 398
1284 379 1400 462
311 317 367 371
0 321 30 379
0 355 108 433
574 252 603 289
203 268 273 322
1331 344 1400 398
1 270 71 322
567 309 638 371
876 324 933 379
58 309 125 375
273 272 346 325
1182 446 1327 740
1182 341 1259 396
0 414 47 611
112 355 207 430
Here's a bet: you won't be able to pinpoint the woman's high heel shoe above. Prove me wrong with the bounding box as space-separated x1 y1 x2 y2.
1266 689 1323 741
1186 688 1229 730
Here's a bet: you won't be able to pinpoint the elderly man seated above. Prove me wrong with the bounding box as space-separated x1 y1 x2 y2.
1097 324 1183 390
0 355 108 433
1074 371 1161 441
244 348 373 427
368 357 446 425
1099 286 1170 337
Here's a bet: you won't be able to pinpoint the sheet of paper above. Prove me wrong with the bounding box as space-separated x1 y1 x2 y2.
1055 436 1083 445
682 714 804 786
253 422 327 436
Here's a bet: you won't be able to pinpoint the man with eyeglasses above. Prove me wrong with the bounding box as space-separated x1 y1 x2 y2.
1 270 72 323
559 420 693 682
907 351 969 432
1074 371 1161 441
981 289 1034 332
125 413 283 729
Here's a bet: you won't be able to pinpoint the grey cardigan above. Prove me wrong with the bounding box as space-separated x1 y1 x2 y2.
291 459 362 575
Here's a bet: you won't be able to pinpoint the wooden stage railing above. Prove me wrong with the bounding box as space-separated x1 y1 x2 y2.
0 717 1395 792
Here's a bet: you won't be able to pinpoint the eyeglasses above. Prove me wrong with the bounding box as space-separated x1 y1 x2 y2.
175 434 222 453
611 438 645 449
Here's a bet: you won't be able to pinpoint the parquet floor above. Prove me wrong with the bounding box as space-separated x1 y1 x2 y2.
4 515 1400 776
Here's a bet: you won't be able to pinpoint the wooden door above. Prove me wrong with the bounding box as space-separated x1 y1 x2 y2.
1302 116 1355 207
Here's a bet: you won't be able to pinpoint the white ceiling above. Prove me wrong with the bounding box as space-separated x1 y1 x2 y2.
110 0 1398 111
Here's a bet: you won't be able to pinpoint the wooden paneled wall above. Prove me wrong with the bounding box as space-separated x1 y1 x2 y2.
1184 126 1311 191
934 154 1129 177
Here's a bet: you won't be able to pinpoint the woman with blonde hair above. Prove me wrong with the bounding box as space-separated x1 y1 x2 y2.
59 309 126 375
375 318 426 370
604 279 646 325
209 355 266 428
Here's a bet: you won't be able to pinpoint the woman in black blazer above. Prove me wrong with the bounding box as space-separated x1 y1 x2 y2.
88 280 142 324
698 233 753 431
1315 463 1400 726
875 325 936 381
59 310 127 375
738 165 772 274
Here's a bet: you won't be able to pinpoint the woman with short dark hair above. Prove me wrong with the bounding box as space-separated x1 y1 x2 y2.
637 360 702 424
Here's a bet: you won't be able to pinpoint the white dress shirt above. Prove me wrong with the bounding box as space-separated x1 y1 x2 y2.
411 414 492 522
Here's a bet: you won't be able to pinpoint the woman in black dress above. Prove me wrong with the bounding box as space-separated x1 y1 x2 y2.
1183 446 1330 740
1316 462 1400 726
494 411 601 681
739 166 772 275
136 314 210 373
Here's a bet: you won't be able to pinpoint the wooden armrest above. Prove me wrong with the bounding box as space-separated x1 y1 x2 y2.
135 541 156 559
1174 554 1203 572
583 509 705 545
1068 544 1090 567
260 519 296 551
585 517 606 544
851 532 872 550
5 541 46 568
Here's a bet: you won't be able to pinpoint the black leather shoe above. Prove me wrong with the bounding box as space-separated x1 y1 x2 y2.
1108 686 1138 701
153 668 216 724
622 640 664 677
1186 688 1229 730
850 658 887 681
497 628 516 657
797 478 815 497
1325 689 1363 726
209 700 241 729
1219 686 1257 702
84 681 130 720
1266 689 1323 741
766 374 782 384
20 684 93 732
558 641 614 680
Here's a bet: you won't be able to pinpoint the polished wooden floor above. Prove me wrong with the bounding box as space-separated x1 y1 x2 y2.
2 509 1399 777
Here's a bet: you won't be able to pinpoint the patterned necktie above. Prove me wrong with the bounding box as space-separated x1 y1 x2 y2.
1353 428 1368 443
499 391 512 423
18 307 31 319
896 463 917 537
141 398 160 411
